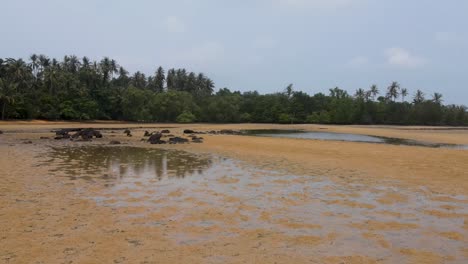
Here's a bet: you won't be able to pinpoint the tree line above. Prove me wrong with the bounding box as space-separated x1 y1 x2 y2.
0 55 467 125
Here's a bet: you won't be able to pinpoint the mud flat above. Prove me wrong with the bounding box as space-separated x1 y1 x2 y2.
0 121 467 263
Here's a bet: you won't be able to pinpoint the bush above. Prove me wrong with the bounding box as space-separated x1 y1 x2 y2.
240 112 252 123
278 113 292 124
176 111 196 123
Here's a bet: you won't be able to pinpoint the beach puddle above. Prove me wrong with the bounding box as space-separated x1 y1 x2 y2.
242 129 468 149
45 146 467 262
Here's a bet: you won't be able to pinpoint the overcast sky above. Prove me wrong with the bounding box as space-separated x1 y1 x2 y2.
1 0 467 105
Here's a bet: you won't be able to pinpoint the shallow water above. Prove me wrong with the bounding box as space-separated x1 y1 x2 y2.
46 146 468 263
243 129 468 149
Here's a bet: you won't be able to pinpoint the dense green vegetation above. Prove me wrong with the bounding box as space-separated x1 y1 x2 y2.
1 55 467 125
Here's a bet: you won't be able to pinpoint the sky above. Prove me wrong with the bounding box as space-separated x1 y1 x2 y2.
1 0 467 105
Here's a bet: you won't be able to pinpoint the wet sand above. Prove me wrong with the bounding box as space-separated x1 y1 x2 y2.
0 121 467 263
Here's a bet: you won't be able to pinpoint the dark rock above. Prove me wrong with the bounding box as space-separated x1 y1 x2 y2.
109 140 121 145
161 129 171 134
124 129 131 134
219 129 241 135
23 141 33 144
40 137 49 139
183 129 195 134
143 131 151 137
150 139 166 145
192 138 203 143
148 133 163 144
0 130 3 134
169 137 189 144
61 128 102 141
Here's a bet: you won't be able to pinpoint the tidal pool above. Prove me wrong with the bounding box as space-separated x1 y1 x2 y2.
242 129 468 149
45 146 467 263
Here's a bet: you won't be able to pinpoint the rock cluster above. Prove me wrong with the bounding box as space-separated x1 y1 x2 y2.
54 128 103 141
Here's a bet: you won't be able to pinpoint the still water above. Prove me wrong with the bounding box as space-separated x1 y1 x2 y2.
45 146 467 263
242 129 468 149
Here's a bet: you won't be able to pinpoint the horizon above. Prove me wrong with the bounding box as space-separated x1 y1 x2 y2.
1 0 467 105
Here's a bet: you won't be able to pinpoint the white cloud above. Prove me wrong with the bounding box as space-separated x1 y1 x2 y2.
346 56 370 68
164 16 186 33
385 47 426 68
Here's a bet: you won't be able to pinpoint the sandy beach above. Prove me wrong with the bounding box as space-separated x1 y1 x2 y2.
1 121 467 263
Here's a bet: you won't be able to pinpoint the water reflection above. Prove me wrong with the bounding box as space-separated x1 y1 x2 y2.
242 129 468 149
47 146 213 182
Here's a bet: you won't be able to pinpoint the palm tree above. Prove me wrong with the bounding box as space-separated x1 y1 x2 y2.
355 88 366 100
0 78 18 120
432 92 443 104
400 88 408 102
30 54 39 77
204 78 214 95
285 83 294 98
413 90 425 104
386 81 400 102
154 66 165 93
369 84 379 101
329 87 348 99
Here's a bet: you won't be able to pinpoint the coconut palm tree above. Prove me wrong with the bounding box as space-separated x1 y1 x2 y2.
386 81 400 102
30 54 39 77
355 88 366 100
413 90 425 104
369 84 379 101
0 78 18 120
285 83 294 98
154 66 165 93
401 88 408 102
432 92 443 104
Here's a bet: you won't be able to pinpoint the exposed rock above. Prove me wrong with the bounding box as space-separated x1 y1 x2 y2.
219 129 241 135
183 129 195 134
143 131 151 137
23 141 33 144
54 128 102 141
150 139 166 145
40 137 49 139
124 129 132 137
148 133 163 144
0 130 3 134
161 129 171 134
55 128 81 136
109 140 121 145
192 138 203 143
169 137 189 144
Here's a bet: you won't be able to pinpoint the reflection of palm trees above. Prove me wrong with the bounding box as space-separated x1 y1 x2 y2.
46 146 213 184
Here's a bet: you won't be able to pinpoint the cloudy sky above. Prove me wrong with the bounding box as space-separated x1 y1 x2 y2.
1 0 467 104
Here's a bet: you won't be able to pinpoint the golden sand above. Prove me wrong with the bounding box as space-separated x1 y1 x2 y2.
1 121 467 263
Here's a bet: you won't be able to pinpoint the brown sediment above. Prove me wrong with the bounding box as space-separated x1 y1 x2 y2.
1 122 467 263
376 192 409 205
326 199 376 209
362 232 391 249
399 248 455 264
438 231 464 241
350 220 419 230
